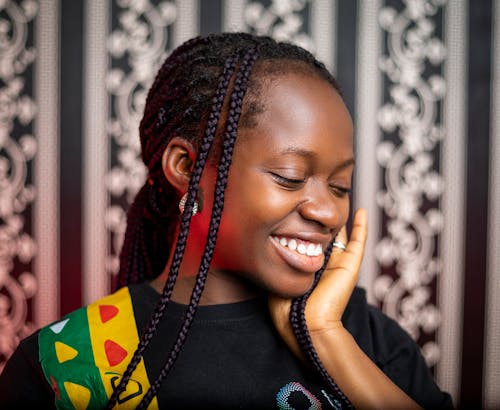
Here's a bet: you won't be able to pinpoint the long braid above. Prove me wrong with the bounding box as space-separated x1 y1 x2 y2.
105 51 240 409
137 48 258 409
289 242 354 408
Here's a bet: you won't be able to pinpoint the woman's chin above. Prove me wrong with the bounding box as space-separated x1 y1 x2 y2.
267 277 315 300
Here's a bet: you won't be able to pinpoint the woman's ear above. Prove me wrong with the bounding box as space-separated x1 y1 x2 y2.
162 137 196 192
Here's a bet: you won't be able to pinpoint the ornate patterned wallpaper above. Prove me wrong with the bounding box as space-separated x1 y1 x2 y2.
373 1 446 367
105 0 177 278
0 0 38 370
0 1 498 407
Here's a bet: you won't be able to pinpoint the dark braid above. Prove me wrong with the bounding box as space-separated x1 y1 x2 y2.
290 241 354 408
137 49 259 409
107 47 240 409
113 32 351 408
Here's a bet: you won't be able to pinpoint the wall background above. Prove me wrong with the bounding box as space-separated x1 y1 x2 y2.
0 0 498 408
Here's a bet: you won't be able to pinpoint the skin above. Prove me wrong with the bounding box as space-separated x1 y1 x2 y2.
154 72 421 409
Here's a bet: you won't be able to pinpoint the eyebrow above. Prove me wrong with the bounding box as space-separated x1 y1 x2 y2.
280 147 317 158
278 147 355 170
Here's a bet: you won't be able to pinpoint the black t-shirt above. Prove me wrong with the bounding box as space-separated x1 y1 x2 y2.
0 284 453 409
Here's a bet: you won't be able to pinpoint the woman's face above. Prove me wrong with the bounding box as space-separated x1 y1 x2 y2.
190 71 354 298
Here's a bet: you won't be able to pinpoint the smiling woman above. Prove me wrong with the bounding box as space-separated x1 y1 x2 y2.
191 73 354 299
0 33 452 409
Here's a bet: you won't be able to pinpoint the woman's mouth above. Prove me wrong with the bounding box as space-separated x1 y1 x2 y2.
271 235 325 273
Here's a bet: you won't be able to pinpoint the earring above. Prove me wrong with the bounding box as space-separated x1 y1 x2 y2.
179 193 199 216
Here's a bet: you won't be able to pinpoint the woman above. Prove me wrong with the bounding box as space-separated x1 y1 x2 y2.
0 32 452 409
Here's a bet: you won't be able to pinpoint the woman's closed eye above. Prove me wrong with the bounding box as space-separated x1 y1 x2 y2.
270 172 352 197
270 172 306 189
330 184 351 197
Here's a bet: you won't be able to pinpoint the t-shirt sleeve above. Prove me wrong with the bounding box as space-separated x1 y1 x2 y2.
0 333 55 409
367 306 454 410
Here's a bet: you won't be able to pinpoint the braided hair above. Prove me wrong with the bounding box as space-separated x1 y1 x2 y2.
110 32 352 409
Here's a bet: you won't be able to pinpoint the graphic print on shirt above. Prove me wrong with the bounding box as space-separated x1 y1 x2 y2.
38 287 159 409
276 381 322 409
276 381 343 410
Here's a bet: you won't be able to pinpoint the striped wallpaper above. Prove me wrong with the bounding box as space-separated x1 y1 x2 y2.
0 1 498 408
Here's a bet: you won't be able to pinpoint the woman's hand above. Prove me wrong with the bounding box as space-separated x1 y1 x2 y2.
302 207 367 333
269 209 422 409
268 208 368 357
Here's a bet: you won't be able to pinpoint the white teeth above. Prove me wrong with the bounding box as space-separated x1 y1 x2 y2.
297 244 307 255
306 243 316 256
315 244 322 256
275 236 323 257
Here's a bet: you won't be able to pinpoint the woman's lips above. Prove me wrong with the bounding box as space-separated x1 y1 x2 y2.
271 236 325 273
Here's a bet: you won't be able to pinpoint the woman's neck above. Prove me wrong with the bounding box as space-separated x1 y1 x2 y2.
150 269 263 305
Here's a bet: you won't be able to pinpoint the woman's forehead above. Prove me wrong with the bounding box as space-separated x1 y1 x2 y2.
239 59 335 126
236 72 353 160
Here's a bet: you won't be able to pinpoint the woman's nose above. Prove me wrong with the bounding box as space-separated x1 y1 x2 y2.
297 183 343 230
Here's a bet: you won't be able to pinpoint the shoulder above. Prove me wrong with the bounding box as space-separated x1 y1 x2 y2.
1 285 157 409
342 286 454 409
38 285 137 370
36 286 146 408
0 330 55 408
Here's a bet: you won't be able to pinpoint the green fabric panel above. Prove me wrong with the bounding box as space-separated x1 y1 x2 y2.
39 307 109 409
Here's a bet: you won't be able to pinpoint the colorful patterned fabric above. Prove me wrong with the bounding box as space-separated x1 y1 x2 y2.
38 287 158 409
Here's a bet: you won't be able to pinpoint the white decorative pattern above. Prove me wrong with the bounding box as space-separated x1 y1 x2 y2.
0 0 38 370
245 0 315 53
373 0 447 367
105 0 178 277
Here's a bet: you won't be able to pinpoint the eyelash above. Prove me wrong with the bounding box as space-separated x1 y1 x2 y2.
271 172 305 188
330 185 351 197
271 172 351 196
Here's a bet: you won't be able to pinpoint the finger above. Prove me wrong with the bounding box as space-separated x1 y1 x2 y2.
335 208 368 274
308 209 368 325
345 208 368 253
325 208 367 274
331 225 348 256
